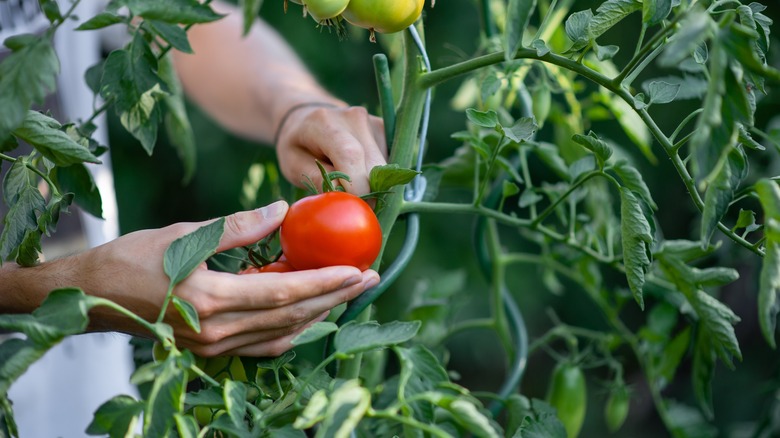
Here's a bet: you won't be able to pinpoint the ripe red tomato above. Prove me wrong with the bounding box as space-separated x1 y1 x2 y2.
239 259 296 274
279 191 382 271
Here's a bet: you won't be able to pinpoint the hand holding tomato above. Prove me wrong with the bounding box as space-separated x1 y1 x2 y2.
48 200 379 357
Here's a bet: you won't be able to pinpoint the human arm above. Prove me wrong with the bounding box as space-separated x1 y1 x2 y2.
171 1 387 196
0 201 379 357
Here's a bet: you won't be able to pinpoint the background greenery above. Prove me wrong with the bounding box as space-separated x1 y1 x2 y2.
106 1 780 436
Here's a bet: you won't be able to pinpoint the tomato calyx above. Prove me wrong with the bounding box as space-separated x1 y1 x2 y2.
301 159 353 195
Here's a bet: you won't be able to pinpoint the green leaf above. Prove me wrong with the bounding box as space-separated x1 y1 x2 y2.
12 111 100 166
100 33 167 154
700 147 747 245
53 163 103 219
145 20 193 53
0 34 59 142
643 0 672 25
173 413 199 438
531 39 550 56
76 12 128 30
564 9 593 51
164 218 225 286
655 327 691 389
445 399 500 438
394 345 450 422
593 42 620 61
0 339 46 397
758 220 780 349
369 164 420 193
292 321 338 346
223 380 248 428
466 108 499 129
158 54 196 183
239 0 264 35
172 296 200 333
519 188 543 208
334 320 421 356
692 329 716 419
293 390 328 429
589 0 642 40
734 209 760 233
757 179 780 220
503 180 521 198
659 9 714 67
0 161 45 262
480 71 501 106
38 193 74 237
0 289 96 395
642 75 708 100
620 188 653 309
611 160 657 210
572 131 612 166
85 395 144 437
654 239 718 263
38 0 62 22
314 380 371 438
502 117 537 143
646 80 681 105
126 0 224 24
143 354 187 437
505 0 537 61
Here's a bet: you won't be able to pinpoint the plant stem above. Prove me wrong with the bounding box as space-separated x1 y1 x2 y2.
156 284 176 324
531 170 602 228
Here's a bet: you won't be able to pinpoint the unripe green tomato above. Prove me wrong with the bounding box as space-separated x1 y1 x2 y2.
342 0 425 34
303 0 350 21
604 386 630 433
152 341 168 363
546 362 587 438
193 405 214 427
203 356 249 383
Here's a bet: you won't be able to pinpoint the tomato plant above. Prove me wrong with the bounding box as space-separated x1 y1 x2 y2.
2 1 780 437
280 191 382 271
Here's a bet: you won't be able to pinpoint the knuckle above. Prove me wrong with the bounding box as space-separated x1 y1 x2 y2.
269 287 293 307
287 305 311 326
223 213 249 237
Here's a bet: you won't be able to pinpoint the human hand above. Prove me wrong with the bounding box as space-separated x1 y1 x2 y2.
275 105 388 196
82 200 379 357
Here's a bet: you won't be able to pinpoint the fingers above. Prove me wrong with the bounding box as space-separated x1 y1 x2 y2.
176 268 380 357
216 201 289 252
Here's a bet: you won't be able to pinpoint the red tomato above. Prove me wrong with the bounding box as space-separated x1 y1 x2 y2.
279 191 382 271
239 259 295 274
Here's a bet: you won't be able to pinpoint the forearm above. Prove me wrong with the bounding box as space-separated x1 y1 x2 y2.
0 257 84 314
172 1 344 144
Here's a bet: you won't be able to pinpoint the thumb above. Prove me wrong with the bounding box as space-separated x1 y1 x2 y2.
215 200 289 252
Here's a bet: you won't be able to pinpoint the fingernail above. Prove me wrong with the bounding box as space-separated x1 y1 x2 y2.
341 275 362 288
258 200 287 219
364 275 380 290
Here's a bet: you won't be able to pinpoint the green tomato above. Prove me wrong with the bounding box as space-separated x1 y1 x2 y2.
303 0 349 21
604 386 630 433
342 0 425 35
546 362 587 438
202 356 249 383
